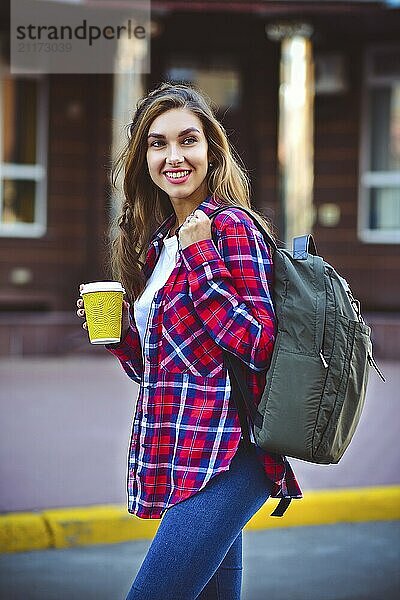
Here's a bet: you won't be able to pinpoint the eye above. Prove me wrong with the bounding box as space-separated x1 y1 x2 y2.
182 137 197 144
149 140 164 148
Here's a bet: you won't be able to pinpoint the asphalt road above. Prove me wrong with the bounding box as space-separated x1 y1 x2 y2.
1 521 399 600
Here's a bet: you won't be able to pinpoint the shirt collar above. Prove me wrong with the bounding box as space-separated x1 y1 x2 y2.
142 194 223 281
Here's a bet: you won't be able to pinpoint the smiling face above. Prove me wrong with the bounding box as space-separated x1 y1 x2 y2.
146 108 210 211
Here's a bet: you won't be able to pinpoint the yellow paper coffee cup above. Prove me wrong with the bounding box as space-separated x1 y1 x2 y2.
81 281 125 344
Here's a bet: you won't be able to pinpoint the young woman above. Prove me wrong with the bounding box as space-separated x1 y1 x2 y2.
76 82 302 600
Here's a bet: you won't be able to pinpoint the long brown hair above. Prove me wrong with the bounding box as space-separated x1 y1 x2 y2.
109 82 273 302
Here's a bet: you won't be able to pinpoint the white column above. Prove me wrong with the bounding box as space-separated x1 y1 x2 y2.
111 32 146 223
267 23 315 246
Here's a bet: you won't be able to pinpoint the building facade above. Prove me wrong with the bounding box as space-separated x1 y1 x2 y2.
1 1 399 356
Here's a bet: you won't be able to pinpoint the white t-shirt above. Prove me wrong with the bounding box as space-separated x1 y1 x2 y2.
133 233 179 350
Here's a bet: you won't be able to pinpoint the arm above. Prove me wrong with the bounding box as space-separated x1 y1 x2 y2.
180 214 276 372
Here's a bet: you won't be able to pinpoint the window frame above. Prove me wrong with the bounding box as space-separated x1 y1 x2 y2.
164 54 242 111
0 72 48 238
358 43 400 244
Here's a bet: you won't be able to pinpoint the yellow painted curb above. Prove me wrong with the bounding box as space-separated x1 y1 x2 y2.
0 513 51 553
247 485 400 530
42 504 160 549
1 485 399 553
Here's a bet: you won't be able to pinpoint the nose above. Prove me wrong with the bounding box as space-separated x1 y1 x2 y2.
166 143 184 165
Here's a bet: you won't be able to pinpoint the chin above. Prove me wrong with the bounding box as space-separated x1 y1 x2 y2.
169 187 197 199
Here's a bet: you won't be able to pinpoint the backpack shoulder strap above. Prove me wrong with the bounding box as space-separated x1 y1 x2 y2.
293 234 318 259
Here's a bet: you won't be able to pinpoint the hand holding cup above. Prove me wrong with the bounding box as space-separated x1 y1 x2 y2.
76 282 130 344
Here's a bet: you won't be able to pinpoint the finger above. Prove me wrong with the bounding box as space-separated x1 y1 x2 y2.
77 308 85 317
83 322 87 330
79 284 84 292
76 299 83 308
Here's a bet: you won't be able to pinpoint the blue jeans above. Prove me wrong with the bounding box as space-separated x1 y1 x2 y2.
125 440 272 600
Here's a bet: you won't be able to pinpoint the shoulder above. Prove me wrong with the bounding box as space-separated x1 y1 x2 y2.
211 206 266 243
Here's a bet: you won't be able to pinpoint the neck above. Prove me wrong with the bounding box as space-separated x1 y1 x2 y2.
168 187 210 234
168 218 179 237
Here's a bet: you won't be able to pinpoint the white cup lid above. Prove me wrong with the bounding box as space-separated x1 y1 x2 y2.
81 281 125 294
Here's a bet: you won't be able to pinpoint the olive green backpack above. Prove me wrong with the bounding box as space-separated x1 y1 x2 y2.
209 206 385 466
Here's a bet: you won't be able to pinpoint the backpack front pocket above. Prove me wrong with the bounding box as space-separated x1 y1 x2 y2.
313 315 371 462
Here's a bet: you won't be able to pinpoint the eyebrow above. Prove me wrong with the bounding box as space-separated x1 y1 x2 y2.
147 127 201 139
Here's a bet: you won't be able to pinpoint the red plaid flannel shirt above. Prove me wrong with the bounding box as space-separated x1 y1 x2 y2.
107 195 302 519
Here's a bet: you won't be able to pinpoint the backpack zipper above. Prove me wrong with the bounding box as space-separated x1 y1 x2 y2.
319 351 328 368
319 268 331 369
367 352 386 382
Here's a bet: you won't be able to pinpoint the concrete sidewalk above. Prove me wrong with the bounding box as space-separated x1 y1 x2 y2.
1 521 399 600
0 357 398 513
0 357 399 555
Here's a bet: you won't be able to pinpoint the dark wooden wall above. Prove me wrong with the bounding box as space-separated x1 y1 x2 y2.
0 74 113 314
312 40 400 312
1 6 399 356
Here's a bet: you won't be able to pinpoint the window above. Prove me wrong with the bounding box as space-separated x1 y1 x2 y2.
359 45 400 243
0 72 48 237
165 56 241 111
